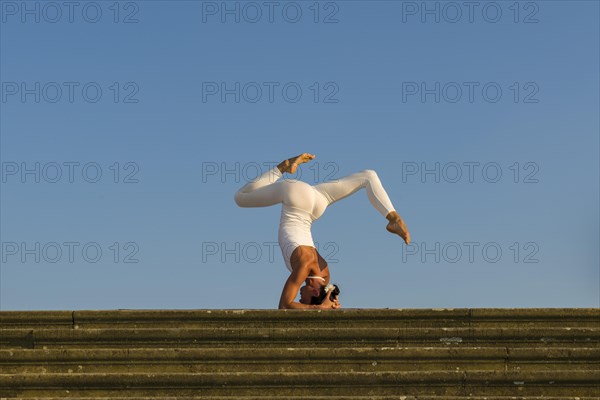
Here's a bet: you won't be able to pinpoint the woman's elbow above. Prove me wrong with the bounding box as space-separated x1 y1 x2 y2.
278 299 291 309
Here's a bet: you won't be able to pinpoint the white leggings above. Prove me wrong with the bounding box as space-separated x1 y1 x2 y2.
234 166 397 271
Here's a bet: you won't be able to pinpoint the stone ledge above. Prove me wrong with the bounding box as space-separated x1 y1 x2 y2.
1 308 598 326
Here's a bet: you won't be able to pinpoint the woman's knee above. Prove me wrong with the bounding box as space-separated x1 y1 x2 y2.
361 169 379 180
234 191 247 207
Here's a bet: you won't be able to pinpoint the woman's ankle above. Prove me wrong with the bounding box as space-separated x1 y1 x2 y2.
277 160 289 174
386 210 400 222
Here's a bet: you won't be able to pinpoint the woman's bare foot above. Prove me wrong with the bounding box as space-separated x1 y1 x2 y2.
277 153 316 174
385 211 410 244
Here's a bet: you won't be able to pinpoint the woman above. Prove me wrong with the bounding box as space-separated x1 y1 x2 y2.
234 153 410 310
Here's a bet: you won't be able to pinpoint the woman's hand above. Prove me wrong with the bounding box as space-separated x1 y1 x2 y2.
319 295 341 309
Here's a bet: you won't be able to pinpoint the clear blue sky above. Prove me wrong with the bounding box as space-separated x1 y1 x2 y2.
1 1 598 310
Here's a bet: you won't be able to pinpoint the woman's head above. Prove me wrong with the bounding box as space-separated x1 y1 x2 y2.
299 284 321 304
299 283 340 305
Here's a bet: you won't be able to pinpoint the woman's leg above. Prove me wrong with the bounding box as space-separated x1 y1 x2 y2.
233 166 285 207
313 169 395 217
234 153 316 208
314 169 410 243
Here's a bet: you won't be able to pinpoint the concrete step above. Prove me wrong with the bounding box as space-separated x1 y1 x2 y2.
0 347 598 374
0 370 598 397
1 309 597 329
1 308 597 398
1 398 599 400
2 327 597 349
1 397 599 400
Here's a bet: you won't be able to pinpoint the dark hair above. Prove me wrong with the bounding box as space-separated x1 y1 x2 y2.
309 284 340 305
